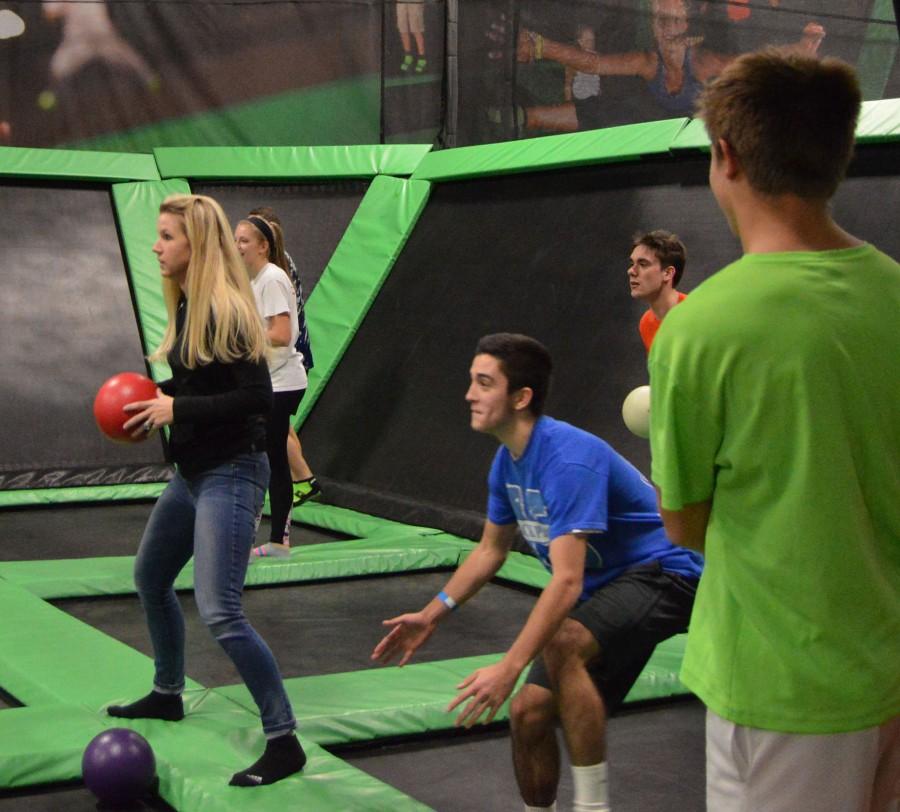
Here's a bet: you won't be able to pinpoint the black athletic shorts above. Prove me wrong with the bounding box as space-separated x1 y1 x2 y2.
525 560 698 713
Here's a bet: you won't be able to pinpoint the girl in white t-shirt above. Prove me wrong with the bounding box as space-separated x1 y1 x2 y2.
235 215 307 557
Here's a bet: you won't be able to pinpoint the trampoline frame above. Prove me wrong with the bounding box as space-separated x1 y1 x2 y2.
1 102 897 809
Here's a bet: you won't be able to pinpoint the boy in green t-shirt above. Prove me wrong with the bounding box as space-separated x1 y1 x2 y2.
649 50 900 811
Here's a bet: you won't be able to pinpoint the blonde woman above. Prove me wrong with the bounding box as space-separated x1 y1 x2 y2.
110 194 306 787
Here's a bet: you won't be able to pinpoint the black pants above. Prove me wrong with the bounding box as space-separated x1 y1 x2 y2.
264 388 305 543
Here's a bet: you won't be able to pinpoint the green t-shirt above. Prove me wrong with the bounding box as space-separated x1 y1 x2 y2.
649 244 900 734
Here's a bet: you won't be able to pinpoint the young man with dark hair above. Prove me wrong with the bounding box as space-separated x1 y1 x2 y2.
649 50 900 811
373 332 703 812
628 230 687 353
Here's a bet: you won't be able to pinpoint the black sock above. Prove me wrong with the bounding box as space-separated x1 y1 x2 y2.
107 690 184 722
229 733 307 787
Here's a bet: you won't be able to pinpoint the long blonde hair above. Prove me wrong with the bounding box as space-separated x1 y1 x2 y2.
150 194 267 369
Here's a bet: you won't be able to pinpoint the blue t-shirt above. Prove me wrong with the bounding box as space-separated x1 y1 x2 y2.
487 416 703 601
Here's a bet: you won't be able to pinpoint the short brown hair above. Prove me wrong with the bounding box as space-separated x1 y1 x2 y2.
696 50 861 199
632 230 686 287
475 333 553 416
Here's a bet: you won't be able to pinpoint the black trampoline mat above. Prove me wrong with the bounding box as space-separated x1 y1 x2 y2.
343 698 705 812
0 183 168 488
53 573 536 685
1 504 350 562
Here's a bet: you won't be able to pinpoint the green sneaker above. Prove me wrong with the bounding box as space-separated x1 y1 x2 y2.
292 478 322 507
414 57 428 74
400 54 414 72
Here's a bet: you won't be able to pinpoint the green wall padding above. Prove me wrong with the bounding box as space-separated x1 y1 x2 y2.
112 178 192 380
669 118 710 152
0 147 160 181
154 145 433 180
296 175 432 423
411 118 690 181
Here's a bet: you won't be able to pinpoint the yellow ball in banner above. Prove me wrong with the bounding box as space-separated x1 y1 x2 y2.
622 385 651 438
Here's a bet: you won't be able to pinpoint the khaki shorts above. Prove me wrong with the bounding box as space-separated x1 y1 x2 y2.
706 709 900 811
396 1 424 35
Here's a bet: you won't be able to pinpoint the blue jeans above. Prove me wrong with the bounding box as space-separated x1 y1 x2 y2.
134 452 296 736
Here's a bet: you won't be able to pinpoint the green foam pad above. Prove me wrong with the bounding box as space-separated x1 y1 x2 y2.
0 147 160 181
0 532 471 599
218 635 688 749
412 118 689 181
0 579 155 707
0 705 105 787
153 144 432 180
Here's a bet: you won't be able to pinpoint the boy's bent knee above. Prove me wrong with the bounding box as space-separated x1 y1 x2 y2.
543 618 598 670
511 684 556 731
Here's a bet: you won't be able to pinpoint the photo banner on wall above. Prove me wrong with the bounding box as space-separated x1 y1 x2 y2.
0 1 896 150
0 0 386 151
455 0 900 145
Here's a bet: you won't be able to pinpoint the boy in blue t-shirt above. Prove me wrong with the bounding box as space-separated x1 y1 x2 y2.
372 333 701 812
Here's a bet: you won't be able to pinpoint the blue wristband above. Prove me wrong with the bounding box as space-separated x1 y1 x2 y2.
437 590 458 611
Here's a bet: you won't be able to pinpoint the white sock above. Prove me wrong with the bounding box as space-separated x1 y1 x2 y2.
524 804 556 812
572 762 610 812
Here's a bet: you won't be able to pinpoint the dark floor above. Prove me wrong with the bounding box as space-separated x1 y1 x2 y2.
52 573 536 683
343 698 706 812
0 781 175 812
0 502 350 561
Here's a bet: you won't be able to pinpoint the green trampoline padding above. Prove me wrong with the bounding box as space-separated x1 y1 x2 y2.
113 177 192 381
221 641 689 747
0 147 160 182
0 706 431 811
856 98 900 143
0 504 691 810
297 175 431 423
411 118 690 181
0 483 167 509
0 705 106 787
153 144 432 180
671 98 900 153
0 503 523 598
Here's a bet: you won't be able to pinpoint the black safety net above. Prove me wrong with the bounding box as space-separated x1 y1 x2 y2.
300 144 900 538
0 182 170 491
191 181 370 308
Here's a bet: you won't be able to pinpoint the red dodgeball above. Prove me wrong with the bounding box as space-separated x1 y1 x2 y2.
93 372 158 443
